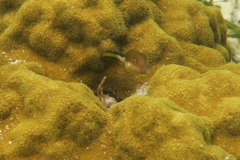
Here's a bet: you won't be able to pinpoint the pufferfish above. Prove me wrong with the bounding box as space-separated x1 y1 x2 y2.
102 49 150 74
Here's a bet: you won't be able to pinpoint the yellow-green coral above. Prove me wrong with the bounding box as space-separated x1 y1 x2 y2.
111 95 234 159
0 0 25 14
0 63 106 159
0 0 238 159
0 89 21 120
148 64 240 116
147 63 240 158
212 97 240 136
0 0 229 99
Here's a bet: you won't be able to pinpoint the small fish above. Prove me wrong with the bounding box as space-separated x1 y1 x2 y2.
102 49 150 74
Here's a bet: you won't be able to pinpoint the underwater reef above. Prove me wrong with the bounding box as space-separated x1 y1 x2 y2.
0 0 239 159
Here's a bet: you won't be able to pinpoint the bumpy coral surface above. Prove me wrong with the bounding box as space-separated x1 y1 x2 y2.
0 0 228 98
111 96 234 159
0 0 239 159
148 63 240 159
0 63 108 159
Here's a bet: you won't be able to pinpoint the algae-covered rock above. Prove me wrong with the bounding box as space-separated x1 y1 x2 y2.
212 97 240 136
0 0 229 99
148 64 240 116
0 0 239 159
211 97 240 159
0 63 107 159
111 95 235 160
1 63 238 160
147 63 240 159
0 89 21 120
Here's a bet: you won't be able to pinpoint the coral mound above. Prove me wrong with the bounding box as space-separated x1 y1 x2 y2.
148 63 240 159
148 64 240 117
0 0 239 159
111 96 234 159
0 63 106 159
0 0 229 98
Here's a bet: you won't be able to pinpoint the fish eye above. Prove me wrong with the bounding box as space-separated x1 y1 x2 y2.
131 59 137 64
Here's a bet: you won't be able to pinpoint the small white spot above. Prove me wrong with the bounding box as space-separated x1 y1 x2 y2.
9 59 22 65
104 95 117 108
8 141 12 145
135 82 148 96
5 125 9 130
225 156 231 160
